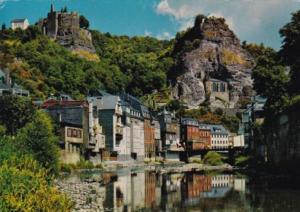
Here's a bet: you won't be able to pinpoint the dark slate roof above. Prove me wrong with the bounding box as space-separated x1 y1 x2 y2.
181 117 199 126
42 99 88 109
209 124 229 135
11 19 27 23
199 123 211 130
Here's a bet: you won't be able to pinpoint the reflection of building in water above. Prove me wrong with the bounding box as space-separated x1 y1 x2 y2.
145 171 156 208
161 173 184 210
131 172 145 210
113 174 132 212
184 174 212 199
201 175 234 198
234 177 246 192
155 174 162 207
103 172 247 211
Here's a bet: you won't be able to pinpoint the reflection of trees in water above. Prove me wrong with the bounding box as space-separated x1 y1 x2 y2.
246 176 300 211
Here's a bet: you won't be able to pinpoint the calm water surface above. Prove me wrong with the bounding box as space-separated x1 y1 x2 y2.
68 168 300 212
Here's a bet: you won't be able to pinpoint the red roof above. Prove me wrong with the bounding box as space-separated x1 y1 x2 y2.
42 99 88 109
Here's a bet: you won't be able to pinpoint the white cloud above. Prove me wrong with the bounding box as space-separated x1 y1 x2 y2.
144 30 152 36
155 0 300 48
0 0 20 9
156 31 173 40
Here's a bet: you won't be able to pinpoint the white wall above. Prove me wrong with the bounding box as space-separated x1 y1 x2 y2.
233 135 245 148
131 118 145 160
211 134 229 149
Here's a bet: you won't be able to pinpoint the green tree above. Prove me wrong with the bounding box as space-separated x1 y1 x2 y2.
280 10 300 94
0 96 35 135
80 15 90 29
252 55 290 114
16 111 59 174
1 24 6 31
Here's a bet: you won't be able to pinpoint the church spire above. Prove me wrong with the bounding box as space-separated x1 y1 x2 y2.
50 2 54 12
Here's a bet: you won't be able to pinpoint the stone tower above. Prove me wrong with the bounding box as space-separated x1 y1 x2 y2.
46 3 58 39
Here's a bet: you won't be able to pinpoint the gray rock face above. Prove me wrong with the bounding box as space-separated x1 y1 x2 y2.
172 16 255 109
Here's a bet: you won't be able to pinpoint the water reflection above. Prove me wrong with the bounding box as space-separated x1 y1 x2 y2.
64 170 300 211
101 171 247 211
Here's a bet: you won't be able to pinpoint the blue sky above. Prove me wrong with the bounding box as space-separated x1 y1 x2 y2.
1 0 300 49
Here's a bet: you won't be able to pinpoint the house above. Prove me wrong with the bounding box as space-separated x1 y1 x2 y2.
11 18 29 30
42 99 89 164
87 97 106 164
205 78 229 103
153 119 162 157
0 69 29 97
198 124 211 149
97 92 123 161
143 108 156 160
181 118 200 151
158 110 182 161
120 93 145 161
181 119 211 152
42 98 105 164
209 125 229 150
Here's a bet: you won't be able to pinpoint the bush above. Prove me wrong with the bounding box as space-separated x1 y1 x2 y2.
0 158 73 211
188 157 202 164
76 158 94 169
235 155 251 167
203 152 224 166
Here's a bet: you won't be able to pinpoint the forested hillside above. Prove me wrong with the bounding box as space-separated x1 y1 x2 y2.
0 26 173 99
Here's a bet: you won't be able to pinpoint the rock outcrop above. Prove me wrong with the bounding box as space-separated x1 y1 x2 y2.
171 15 255 109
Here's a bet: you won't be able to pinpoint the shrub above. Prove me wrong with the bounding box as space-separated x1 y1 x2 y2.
235 155 251 167
0 157 73 211
76 158 94 169
188 157 202 164
203 152 224 166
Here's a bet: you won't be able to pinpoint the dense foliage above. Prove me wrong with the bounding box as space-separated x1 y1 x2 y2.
0 96 71 210
91 31 173 96
0 95 35 135
203 152 224 166
0 27 173 99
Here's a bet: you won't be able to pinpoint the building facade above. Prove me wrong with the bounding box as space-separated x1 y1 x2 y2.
210 125 229 150
97 93 123 161
11 18 29 30
198 124 211 149
181 118 200 151
205 78 229 103
42 99 89 164
158 110 182 160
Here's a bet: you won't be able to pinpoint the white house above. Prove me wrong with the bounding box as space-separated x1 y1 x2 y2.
210 125 229 149
233 134 245 148
11 18 29 30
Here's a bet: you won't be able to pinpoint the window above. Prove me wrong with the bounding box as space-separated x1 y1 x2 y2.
67 128 72 137
67 128 82 138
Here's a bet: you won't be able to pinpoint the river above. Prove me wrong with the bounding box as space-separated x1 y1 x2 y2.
58 167 300 211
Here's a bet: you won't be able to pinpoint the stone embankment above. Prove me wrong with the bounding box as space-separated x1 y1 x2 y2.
56 176 105 212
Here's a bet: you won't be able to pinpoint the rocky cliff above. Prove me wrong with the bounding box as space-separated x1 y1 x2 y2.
171 15 255 109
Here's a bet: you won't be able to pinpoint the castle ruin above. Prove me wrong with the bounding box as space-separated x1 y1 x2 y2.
38 4 95 53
